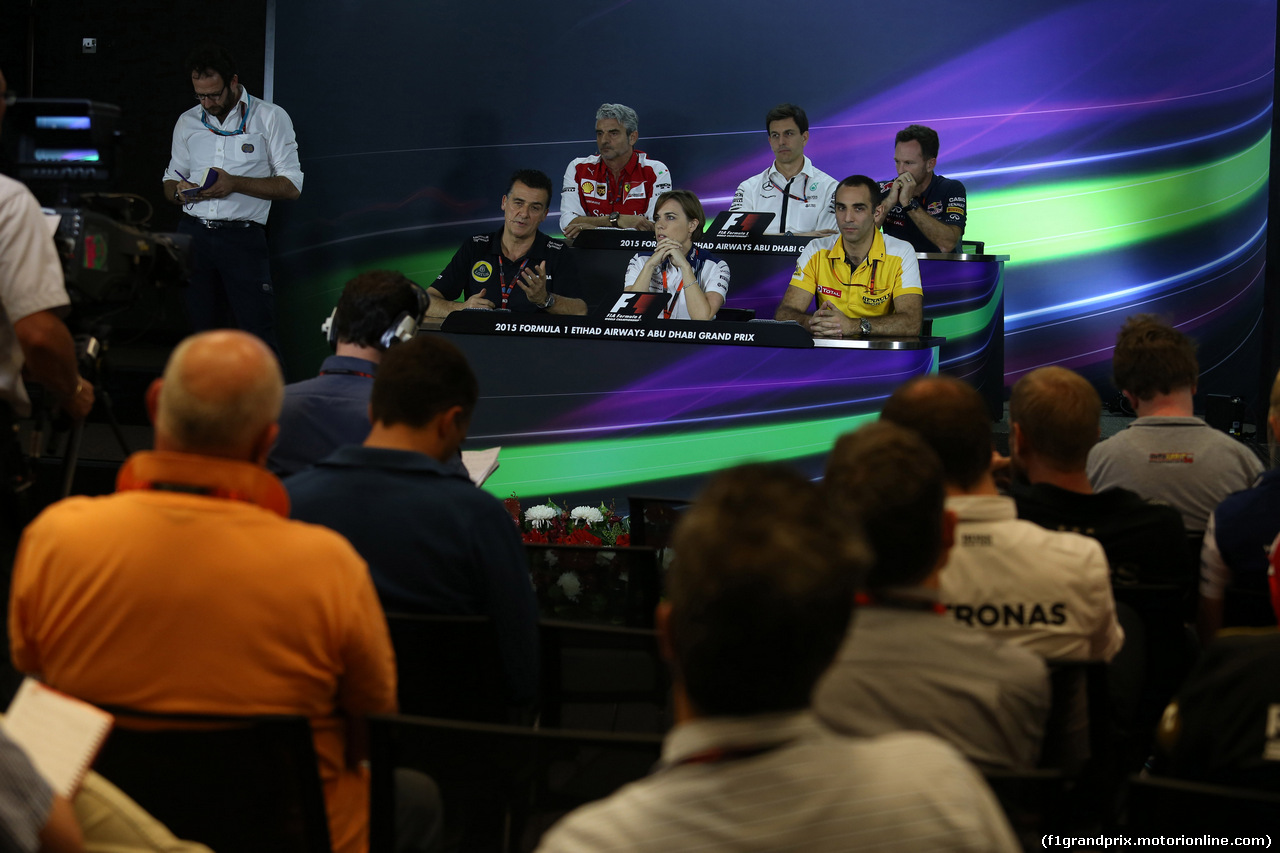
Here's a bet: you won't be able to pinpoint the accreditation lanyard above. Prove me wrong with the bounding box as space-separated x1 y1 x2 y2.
319 369 375 380
201 93 250 137
138 481 253 504
668 739 794 768
660 247 700 320
497 256 531 309
844 255 880 297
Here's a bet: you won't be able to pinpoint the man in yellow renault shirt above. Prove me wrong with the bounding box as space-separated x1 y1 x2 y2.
774 175 922 338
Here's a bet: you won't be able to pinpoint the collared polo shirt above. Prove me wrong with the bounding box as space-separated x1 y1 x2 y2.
879 172 966 253
730 156 838 234
559 150 672 232
940 494 1124 662
536 712 1020 852
432 229 581 312
788 229 921 319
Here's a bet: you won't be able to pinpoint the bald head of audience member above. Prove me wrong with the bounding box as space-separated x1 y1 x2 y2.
661 464 868 720
824 421 955 591
879 376 993 494
1010 366 1101 488
365 334 479 462
147 330 283 463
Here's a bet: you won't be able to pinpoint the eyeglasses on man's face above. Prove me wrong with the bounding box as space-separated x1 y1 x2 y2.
194 85 227 103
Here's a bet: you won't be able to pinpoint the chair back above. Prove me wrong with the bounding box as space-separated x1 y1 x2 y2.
92 708 331 853
538 619 670 731
982 769 1070 850
626 495 691 554
1040 661 1111 774
383 612 515 722
367 712 663 853
712 307 755 322
1125 774 1280 834
525 544 660 628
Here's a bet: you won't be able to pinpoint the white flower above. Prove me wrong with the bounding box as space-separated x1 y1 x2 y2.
557 572 582 601
525 505 557 528
570 506 604 525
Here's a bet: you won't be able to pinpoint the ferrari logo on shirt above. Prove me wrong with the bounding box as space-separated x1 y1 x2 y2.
623 183 631 195
471 261 493 282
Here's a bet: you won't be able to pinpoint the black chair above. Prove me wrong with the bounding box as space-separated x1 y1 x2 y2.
1041 661 1113 773
626 495 691 555
1110 583 1199 759
713 307 755 322
1124 774 1280 834
525 544 660 628
959 239 985 254
383 612 522 723
367 712 664 853
983 769 1072 849
92 707 331 853
539 619 670 732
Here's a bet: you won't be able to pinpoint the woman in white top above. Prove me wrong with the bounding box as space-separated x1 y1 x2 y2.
622 190 730 320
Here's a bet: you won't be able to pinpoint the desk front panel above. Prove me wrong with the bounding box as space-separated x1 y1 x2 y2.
574 231 1004 417
437 326 939 509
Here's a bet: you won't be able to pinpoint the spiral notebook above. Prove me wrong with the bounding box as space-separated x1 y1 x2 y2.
2 678 114 797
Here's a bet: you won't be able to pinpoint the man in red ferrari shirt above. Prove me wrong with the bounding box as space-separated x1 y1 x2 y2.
559 103 672 240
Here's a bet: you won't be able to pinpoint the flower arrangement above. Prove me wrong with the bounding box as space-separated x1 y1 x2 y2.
505 495 635 624
504 495 630 547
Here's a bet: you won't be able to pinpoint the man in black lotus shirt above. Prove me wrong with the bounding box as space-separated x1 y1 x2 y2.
876 124 967 253
429 169 587 317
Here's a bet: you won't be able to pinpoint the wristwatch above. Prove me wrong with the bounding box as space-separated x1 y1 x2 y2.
541 292 557 310
859 318 872 337
609 211 620 228
173 187 183 204
905 198 922 212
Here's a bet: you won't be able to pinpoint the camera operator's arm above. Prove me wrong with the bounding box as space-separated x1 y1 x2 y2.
14 310 94 420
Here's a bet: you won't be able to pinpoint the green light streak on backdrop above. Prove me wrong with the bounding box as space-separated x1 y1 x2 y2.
973 133 1270 265
931 268 1003 340
480 410 882 498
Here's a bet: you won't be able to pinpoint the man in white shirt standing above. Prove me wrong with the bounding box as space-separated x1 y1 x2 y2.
730 103 837 237
162 45 303 358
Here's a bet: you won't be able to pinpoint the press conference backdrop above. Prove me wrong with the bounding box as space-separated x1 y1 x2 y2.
268 0 1275 499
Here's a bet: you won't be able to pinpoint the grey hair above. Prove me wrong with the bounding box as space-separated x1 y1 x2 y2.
595 103 638 135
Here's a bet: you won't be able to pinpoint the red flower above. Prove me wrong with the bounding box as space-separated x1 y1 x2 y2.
615 533 630 547
565 528 602 547
523 529 549 544
503 495 522 524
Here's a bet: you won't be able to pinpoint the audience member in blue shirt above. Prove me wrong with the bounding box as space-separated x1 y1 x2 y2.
268 270 429 477
286 335 539 708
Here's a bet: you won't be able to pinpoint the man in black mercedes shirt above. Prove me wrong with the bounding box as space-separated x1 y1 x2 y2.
428 169 587 316
876 125 967 254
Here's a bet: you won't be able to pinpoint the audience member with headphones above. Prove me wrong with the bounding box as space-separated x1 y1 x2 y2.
267 270 429 477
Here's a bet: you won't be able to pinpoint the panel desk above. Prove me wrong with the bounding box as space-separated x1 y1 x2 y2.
431 311 943 510
572 229 1006 419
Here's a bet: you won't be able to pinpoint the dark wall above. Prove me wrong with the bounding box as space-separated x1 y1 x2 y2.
11 0 266 231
